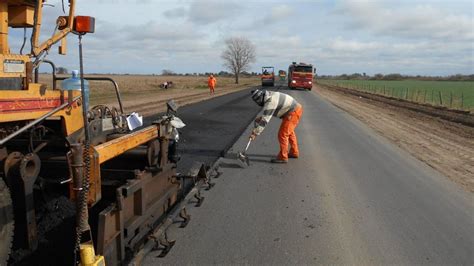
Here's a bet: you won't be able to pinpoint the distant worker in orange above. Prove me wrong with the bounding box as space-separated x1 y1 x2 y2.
208 74 217 95
250 89 303 163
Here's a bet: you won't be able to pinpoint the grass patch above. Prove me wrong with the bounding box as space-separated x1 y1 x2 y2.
318 79 474 111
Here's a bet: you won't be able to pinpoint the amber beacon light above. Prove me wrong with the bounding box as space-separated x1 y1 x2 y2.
74 16 95 34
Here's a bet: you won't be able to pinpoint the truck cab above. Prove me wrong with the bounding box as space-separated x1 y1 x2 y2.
288 62 315 90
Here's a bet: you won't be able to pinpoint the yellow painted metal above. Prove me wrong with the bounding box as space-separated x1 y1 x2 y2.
1 0 76 57
8 5 34 28
80 243 106 266
31 0 75 56
0 54 28 78
94 126 159 164
59 37 67 55
0 2 8 54
0 1 83 136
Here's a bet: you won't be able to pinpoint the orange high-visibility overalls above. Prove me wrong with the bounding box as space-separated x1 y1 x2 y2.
277 104 303 160
208 76 216 94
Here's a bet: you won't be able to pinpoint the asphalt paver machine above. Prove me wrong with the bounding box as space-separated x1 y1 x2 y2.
0 1 211 265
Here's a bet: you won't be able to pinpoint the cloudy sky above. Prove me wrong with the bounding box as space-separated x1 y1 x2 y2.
9 0 474 75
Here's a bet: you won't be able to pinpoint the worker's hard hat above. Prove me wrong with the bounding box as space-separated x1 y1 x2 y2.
251 89 266 106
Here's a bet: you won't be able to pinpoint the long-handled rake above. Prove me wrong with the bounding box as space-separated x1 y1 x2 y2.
237 138 252 166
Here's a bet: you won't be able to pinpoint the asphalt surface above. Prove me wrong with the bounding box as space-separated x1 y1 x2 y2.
143 84 474 265
144 88 260 173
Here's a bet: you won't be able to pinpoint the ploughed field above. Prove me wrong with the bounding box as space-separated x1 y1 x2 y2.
318 79 474 111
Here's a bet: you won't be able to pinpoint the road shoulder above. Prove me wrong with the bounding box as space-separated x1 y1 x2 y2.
314 83 474 192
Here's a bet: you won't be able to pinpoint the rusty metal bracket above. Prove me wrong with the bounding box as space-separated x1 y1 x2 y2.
194 190 205 207
156 232 176 258
129 161 218 263
178 207 191 228
195 163 215 190
3 152 40 251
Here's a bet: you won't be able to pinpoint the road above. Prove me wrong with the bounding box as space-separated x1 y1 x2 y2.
143 84 474 265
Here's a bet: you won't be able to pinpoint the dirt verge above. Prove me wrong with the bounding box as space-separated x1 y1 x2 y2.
315 83 474 192
320 84 474 126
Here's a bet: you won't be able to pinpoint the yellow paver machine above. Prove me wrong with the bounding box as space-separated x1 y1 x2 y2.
0 1 212 265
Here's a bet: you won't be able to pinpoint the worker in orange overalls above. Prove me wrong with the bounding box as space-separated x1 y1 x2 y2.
208 74 217 95
250 89 303 163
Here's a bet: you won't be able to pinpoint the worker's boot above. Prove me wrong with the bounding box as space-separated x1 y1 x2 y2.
271 158 288 163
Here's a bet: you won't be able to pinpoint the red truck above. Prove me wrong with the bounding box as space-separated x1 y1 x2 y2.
288 62 315 90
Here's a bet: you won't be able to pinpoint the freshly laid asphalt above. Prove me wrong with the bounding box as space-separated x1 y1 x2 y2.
144 88 260 173
143 84 473 265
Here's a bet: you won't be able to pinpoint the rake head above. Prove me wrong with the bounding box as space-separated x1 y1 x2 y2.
237 151 250 166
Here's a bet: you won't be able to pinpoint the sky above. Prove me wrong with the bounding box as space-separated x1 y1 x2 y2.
8 0 474 76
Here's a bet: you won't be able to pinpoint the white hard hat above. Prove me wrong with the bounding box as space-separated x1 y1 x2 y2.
251 89 266 106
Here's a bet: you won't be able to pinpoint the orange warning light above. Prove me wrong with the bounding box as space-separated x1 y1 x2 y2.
74 16 95 34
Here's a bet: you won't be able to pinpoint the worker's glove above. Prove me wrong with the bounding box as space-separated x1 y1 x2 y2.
250 127 260 140
250 132 257 140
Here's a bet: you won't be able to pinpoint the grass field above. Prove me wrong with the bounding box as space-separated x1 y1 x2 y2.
318 79 474 111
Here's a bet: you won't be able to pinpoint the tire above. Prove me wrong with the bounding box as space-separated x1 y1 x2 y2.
0 178 14 265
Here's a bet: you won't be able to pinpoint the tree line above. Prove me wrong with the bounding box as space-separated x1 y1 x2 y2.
318 73 474 81
161 70 259 77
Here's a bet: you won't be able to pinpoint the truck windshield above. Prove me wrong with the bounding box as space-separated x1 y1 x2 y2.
294 66 312 73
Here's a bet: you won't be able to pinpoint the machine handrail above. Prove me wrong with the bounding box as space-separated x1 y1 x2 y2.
55 76 125 114
34 59 58 90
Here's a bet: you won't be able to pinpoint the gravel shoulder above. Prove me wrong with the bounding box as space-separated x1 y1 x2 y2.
315 83 474 192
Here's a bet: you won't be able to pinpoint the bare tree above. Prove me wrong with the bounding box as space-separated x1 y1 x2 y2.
162 69 175 76
56 67 68 74
221 37 256 84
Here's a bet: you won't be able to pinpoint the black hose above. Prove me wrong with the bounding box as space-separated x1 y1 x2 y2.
73 34 93 265
20 28 27 55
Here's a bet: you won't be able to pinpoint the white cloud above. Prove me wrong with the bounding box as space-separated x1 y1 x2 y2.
8 0 471 75
163 7 188 19
336 0 474 42
263 5 294 23
188 0 243 25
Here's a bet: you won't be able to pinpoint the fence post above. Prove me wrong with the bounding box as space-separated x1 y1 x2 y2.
461 92 464 109
449 92 453 108
405 88 408 100
438 91 443 106
431 89 434 104
424 89 427 103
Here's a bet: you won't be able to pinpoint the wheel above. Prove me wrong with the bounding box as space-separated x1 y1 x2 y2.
0 178 14 265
